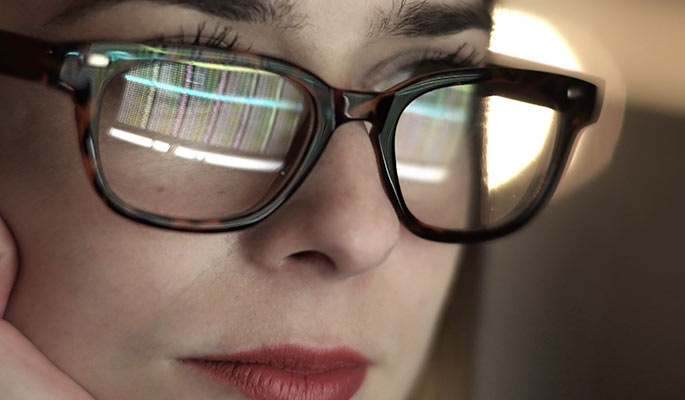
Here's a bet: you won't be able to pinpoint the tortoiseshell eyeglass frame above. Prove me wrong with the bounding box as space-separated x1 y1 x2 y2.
0 29 602 243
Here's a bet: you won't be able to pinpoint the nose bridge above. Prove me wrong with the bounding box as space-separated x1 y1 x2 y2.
333 90 385 125
329 89 401 223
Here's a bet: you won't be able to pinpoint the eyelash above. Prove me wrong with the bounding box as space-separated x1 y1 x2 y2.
363 43 485 91
158 23 484 67
153 23 482 89
155 22 240 50
416 43 486 70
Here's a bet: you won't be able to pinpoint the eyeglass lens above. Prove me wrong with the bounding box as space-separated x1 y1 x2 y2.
97 59 560 231
98 61 316 220
396 85 558 230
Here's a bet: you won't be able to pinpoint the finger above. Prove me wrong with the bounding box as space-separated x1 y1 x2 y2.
0 321 95 400
0 215 17 316
0 217 94 399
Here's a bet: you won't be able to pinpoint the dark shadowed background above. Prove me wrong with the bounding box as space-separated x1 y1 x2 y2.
466 1 685 399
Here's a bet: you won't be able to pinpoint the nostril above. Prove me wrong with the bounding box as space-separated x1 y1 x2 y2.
288 251 335 270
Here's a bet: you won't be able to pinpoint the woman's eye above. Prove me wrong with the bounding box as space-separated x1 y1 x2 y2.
370 59 457 91
370 45 483 91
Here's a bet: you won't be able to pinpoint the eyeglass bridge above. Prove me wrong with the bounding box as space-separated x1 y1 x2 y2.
334 90 388 126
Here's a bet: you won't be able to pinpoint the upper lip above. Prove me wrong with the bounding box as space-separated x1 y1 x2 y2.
185 344 369 373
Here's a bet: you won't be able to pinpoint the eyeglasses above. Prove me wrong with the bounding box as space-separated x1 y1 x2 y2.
0 30 601 243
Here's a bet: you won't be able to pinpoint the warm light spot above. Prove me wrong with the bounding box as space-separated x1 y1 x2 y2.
484 97 555 189
485 8 580 189
490 8 580 70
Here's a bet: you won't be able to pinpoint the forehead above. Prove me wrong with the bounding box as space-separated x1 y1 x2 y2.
2 1 491 45
294 0 490 37
39 0 490 33
3 0 490 29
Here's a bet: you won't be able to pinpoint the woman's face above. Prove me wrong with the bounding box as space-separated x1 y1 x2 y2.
0 1 490 399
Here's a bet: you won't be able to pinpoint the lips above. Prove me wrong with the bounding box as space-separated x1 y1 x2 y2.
184 345 369 400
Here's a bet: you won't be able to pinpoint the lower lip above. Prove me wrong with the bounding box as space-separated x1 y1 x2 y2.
184 345 368 400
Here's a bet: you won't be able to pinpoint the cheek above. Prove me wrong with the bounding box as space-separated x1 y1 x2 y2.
348 234 460 399
4 221 230 382
375 235 461 369
0 77 227 373
390 234 461 318
0 79 88 226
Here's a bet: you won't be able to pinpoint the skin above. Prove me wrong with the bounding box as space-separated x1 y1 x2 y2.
0 0 490 398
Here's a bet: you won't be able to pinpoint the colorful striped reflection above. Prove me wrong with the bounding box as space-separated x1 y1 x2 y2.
114 61 305 158
123 75 304 112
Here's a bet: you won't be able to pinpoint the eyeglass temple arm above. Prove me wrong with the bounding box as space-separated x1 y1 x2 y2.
481 69 600 128
488 54 603 124
0 30 64 87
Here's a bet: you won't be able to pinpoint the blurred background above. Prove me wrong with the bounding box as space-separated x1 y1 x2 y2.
466 1 685 399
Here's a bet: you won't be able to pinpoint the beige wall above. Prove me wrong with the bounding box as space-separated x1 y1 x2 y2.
495 0 685 113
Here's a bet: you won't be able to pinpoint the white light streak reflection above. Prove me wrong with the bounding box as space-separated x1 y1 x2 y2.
151 140 171 152
109 128 170 152
109 128 449 182
108 128 283 172
172 146 283 171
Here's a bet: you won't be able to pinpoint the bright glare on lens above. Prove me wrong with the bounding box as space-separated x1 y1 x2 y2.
483 97 554 189
487 7 580 190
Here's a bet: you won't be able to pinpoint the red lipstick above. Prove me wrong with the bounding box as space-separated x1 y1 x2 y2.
184 345 368 400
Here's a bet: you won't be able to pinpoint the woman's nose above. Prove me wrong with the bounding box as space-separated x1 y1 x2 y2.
240 121 401 279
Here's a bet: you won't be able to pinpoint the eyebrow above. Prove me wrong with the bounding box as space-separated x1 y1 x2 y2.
49 0 492 37
49 0 304 29
369 0 493 38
